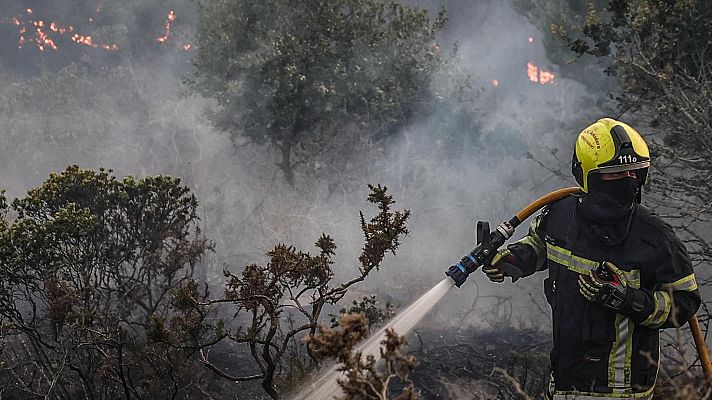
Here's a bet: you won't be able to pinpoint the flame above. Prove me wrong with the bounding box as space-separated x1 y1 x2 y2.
72 34 93 46
4 7 192 53
155 10 195 50
157 10 176 44
491 79 499 87
35 23 58 51
527 62 555 85
527 62 539 82
539 70 555 84
528 36 533 43
18 27 26 48
6 8 117 52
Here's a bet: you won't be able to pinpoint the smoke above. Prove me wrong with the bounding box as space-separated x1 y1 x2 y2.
0 0 613 349
353 0 613 328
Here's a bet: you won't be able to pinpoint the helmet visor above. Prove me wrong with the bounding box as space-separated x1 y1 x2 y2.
591 160 651 174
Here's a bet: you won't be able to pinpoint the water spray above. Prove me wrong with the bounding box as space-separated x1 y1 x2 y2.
292 187 579 400
293 186 712 398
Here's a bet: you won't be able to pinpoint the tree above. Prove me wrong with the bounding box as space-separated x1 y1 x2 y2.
190 0 477 185
0 166 218 399
200 185 410 399
553 0 712 275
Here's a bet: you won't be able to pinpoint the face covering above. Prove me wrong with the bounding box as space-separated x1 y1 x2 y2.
577 174 640 245
587 174 639 208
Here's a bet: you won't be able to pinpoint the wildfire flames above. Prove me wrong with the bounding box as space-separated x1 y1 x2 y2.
156 10 176 44
490 36 556 87
3 7 193 53
8 8 118 52
527 62 555 84
526 36 555 85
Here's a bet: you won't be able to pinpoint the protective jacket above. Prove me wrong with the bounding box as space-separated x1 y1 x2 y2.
511 194 700 399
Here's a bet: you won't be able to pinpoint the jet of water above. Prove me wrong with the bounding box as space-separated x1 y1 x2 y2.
290 277 456 400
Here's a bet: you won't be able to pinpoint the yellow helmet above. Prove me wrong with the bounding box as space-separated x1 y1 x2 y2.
572 118 650 192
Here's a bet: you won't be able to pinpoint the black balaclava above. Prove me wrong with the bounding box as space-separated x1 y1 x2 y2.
577 173 641 245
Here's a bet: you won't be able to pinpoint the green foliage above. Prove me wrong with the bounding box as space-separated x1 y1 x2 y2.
190 0 477 183
0 169 409 400
215 185 409 399
555 0 712 262
0 166 216 400
553 0 712 109
556 0 712 74
513 0 604 54
359 184 410 274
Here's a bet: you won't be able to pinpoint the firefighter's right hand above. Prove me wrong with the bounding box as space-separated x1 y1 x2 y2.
482 248 515 283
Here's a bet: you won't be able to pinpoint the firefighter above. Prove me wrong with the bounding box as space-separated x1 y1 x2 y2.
483 118 701 399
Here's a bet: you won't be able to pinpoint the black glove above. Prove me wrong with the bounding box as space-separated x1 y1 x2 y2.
578 261 628 310
482 248 510 283
482 246 524 283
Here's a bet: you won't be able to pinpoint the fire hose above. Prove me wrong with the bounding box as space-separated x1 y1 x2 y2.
445 187 712 386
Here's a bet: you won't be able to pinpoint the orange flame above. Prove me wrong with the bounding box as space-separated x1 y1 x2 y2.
5 7 192 53
18 27 26 48
491 79 499 87
157 10 176 44
539 70 555 84
528 36 533 43
527 62 555 85
35 24 58 51
527 62 539 83
6 8 118 52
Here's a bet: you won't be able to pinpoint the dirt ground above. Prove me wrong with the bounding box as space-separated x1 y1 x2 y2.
407 326 551 399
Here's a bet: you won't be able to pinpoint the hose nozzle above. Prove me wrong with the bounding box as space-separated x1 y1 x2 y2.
445 264 470 287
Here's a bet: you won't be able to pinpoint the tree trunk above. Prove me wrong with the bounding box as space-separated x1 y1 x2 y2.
262 373 280 400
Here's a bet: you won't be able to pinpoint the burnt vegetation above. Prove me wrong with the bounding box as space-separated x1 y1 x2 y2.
0 0 711 399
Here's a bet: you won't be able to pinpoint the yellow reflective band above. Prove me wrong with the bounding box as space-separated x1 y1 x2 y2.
544 243 641 288
641 291 672 328
546 243 597 275
608 314 633 390
661 274 698 292
622 271 641 289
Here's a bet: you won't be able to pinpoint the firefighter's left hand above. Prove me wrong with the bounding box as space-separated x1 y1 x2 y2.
578 261 628 310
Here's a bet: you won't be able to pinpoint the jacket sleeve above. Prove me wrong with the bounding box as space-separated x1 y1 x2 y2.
618 228 701 329
506 209 549 278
